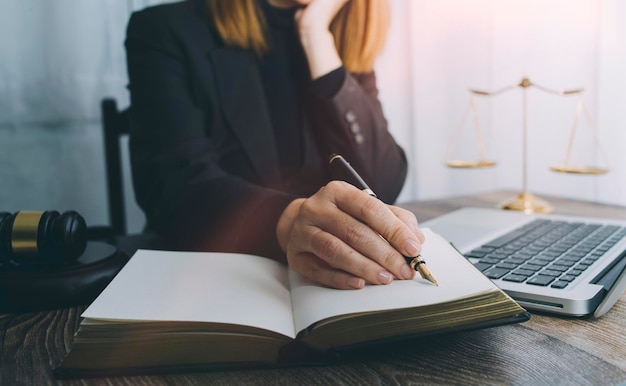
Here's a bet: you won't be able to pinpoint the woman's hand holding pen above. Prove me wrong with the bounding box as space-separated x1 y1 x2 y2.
276 181 425 289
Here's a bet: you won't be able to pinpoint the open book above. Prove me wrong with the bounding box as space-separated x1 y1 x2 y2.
56 229 529 377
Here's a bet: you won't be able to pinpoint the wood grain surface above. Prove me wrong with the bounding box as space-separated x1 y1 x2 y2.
1 190 625 385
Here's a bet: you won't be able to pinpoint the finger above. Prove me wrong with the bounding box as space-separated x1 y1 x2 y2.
299 196 414 281
294 8 303 23
288 251 365 290
294 221 396 285
300 182 415 284
296 0 349 31
388 206 425 244
325 181 424 259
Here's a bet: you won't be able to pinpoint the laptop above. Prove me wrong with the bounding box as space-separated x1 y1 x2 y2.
422 207 626 317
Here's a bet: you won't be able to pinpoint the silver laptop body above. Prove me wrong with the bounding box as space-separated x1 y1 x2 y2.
423 207 626 316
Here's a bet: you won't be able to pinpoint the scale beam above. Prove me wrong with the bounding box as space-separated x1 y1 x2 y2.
446 77 610 213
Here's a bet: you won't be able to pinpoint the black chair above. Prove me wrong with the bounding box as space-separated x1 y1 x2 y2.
101 98 130 237
98 98 159 255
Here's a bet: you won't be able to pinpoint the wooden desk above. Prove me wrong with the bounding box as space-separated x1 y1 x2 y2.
1 190 625 385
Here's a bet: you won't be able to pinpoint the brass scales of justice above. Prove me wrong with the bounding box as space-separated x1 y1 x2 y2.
446 77 609 214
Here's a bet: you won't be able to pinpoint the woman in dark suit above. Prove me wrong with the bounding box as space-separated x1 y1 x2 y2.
125 0 425 289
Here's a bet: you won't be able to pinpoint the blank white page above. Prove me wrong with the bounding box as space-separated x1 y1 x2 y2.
82 250 296 339
289 228 498 334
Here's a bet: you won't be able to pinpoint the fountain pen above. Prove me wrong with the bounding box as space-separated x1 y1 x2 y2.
328 154 439 286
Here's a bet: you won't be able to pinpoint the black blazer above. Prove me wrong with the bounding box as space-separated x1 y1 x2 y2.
125 0 408 259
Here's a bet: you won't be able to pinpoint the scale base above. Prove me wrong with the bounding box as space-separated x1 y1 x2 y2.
499 192 553 214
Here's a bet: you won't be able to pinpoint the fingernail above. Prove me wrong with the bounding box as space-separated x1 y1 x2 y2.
378 271 393 284
402 264 415 280
347 277 364 289
405 239 421 256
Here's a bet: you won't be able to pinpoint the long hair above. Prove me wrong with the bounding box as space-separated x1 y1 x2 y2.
203 0 390 73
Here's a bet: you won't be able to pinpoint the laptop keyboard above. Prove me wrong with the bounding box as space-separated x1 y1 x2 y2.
465 219 626 289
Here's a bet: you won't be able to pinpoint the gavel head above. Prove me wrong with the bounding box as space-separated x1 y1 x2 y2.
0 210 87 268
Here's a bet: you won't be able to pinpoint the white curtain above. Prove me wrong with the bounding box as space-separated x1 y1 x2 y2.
0 0 171 232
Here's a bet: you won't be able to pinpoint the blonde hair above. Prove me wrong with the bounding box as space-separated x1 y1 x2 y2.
204 0 389 73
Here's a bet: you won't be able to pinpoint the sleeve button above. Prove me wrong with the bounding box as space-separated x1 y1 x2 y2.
344 110 356 123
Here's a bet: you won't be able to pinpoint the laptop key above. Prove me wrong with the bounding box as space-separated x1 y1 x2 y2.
527 275 556 286
551 280 569 289
532 259 552 266
472 262 493 272
513 269 535 277
520 263 543 271
540 269 562 277
483 267 510 279
478 258 502 265
505 257 527 265
483 229 532 248
552 260 576 268
545 265 568 273
495 262 518 270
503 274 527 283
485 252 508 260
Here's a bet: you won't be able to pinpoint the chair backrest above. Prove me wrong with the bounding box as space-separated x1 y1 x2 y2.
101 98 129 236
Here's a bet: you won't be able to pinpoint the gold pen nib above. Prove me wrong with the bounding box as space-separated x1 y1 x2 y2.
406 255 439 286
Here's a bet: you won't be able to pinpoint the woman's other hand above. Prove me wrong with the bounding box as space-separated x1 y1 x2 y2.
294 0 348 35
292 0 349 79
276 181 425 289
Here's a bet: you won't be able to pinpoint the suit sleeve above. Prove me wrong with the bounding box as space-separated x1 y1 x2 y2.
125 8 293 260
309 68 408 204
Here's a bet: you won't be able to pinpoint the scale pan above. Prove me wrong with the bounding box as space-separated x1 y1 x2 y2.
446 160 496 169
550 165 609 175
